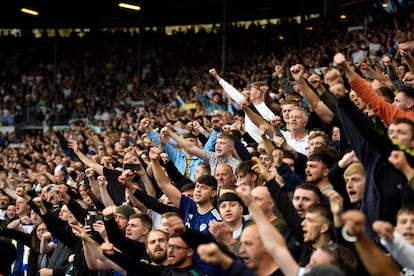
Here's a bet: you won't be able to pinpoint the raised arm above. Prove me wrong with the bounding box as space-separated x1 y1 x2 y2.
119 174 149 213
209 68 244 103
373 220 414 270
165 129 205 159
341 210 400 276
70 223 126 275
290 64 334 124
236 185 299 276
239 99 274 137
85 168 102 200
149 147 182 208
399 42 414 74
135 163 155 199
39 230 55 254
0 179 17 200
98 175 116 207
69 139 104 176
333 52 404 126
359 62 390 85
259 125 276 155
197 242 256 276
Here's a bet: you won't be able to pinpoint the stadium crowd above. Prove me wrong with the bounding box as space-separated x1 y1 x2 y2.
0 4 414 276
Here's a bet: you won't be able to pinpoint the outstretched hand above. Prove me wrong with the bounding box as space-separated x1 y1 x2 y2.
209 68 221 81
68 140 80 153
341 210 366 237
324 190 344 216
388 150 410 171
289 64 305 82
118 169 135 186
251 156 272 181
324 68 344 87
208 220 232 242
235 185 253 207
372 220 394 242
166 214 186 237
197 242 228 266
149 147 161 161
333 53 347 67
70 223 89 240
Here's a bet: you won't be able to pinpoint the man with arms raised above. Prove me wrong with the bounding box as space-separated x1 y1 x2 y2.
149 147 222 275
164 128 240 175
69 140 154 206
209 68 276 143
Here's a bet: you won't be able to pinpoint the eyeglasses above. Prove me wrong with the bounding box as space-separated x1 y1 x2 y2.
167 244 190 251
36 228 48 233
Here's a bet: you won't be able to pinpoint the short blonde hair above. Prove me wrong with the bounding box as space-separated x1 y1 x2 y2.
343 162 365 177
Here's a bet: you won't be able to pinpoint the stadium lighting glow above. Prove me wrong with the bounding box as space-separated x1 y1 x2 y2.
21 8 39 16
118 3 141 11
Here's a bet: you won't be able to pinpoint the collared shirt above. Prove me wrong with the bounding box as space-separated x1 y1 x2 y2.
204 150 240 175
280 130 309 156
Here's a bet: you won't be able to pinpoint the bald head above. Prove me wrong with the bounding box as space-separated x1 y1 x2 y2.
215 163 235 188
251 186 275 216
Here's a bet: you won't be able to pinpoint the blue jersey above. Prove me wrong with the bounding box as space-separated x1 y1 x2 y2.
179 195 222 236
179 195 224 276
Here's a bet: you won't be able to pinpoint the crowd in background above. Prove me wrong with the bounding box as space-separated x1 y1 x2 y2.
0 4 413 276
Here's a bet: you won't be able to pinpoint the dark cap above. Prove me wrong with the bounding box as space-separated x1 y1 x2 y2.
116 204 135 219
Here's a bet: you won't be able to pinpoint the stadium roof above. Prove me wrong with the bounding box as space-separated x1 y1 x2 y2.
0 0 369 29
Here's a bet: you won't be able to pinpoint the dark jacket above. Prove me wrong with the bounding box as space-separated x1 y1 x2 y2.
0 227 47 276
337 95 414 238
39 208 97 276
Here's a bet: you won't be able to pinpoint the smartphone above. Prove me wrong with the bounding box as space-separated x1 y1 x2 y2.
85 214 104 226
123 163 140 171
83 176 90 189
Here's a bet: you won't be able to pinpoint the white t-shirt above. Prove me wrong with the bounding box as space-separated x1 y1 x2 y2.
280 130 309 156
0 209 6 220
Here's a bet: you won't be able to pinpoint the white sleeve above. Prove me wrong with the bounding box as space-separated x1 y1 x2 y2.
380 232 414 270
296 267 306 276
218 78 244 103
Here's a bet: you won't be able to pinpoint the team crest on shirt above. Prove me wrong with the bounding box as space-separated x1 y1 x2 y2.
199 223 207 232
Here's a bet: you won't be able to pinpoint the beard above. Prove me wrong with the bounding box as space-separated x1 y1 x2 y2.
306 174 323 185
149 248 167 264
168 254 187 267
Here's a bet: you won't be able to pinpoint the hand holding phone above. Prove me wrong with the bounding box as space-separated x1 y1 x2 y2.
86 214 104 227
123 163 140 171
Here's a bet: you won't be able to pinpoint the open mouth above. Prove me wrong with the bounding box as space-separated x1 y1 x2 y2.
348 191 357 198
402 233 414 239
241 257 250 265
